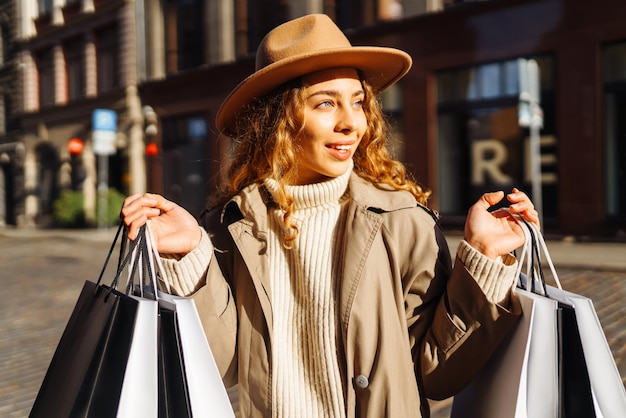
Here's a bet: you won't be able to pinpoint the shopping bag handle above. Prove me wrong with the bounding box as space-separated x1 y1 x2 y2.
94 222 147 296
525 218 562 291
144 221 172 294
523 217 549 295
509 211 562 295
125 223 162 300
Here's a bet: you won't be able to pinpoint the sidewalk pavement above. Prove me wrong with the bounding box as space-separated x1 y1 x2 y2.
3 226 625 271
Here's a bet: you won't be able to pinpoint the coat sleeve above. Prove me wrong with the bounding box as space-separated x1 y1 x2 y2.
402 210 522 401
190 250 238 386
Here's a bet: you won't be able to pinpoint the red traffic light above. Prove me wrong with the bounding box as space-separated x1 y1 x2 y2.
68 138 84 156
146 142 159 157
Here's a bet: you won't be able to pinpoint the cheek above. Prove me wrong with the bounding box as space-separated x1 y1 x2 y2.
357 114 368 137
300 118 331 143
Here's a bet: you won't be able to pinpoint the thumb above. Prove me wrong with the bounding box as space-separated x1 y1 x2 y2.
477 191 505 210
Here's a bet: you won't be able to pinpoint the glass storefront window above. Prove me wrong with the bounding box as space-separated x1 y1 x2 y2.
161 114 209 217
381 83 405 161
603 42 626 219
436 56 556 219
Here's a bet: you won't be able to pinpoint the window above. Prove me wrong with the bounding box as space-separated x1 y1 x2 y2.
4 94 14 132
37 49 55 108
436 56 557 219
334 0 411 28
0 96 5 135
335 0 377 29
161 114 210 218
444 0 489 7
247 1 287 53
96 26 119 93
37 0 53 15
603 42 626 220
0 26 4 66
2 25 10 64
381 83 406 161
164 0 205 73
65 37 84 101
232 1 289 57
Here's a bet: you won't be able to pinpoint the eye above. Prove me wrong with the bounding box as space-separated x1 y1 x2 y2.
353 99 364 108
317 100 333 109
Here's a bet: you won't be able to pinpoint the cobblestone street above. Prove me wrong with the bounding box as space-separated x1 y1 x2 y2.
1 228 625 417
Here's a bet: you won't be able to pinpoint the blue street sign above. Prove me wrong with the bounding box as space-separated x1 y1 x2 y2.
92 109 117 132
92 109 117 156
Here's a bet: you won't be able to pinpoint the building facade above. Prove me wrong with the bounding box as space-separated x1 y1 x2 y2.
139 0 626 238
0 0 23 227
16 0 147 227
8 0 626 239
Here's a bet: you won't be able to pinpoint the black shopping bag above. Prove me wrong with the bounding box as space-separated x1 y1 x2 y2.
158 301 192 417
547 284 626 417
30 224 159 418
557 303 595 417
30 281 137 417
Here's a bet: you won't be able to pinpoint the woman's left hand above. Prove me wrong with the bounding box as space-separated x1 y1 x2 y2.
464 188 539 259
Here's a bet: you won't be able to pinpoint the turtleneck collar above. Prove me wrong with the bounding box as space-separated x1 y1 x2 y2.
264 160 353 210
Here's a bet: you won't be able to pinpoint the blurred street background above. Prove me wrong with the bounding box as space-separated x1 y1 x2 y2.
1 227 625 417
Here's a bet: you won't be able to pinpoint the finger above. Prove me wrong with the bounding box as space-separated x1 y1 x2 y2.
120 194 161 240
510 203 540 227
476 191 505 210
124 210 158 240
507 188 540 222
121 194 156 217
120 194 141 217
506 188 531 204
148 193 179 215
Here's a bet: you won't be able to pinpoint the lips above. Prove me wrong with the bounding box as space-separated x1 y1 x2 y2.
326 142 354 160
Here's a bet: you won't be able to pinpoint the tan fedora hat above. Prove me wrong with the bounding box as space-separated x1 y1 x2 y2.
216 13 412 134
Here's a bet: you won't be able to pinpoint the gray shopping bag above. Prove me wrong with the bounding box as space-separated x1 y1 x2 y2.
450 282 559 418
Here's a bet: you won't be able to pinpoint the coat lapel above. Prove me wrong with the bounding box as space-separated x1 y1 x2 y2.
337 202 382 339
226 186 274 335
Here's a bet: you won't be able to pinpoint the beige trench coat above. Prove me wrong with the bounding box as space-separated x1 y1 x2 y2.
191 173 521 418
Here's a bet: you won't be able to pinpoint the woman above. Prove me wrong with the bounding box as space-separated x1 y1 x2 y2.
122 14 538 418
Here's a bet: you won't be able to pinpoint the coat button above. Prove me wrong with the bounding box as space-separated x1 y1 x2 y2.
355 375 369 389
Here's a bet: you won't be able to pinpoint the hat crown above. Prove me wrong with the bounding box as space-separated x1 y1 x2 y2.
256 14 351 71
217 14 411 134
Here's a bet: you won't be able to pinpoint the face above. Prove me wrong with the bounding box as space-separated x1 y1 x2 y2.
293 67 367 185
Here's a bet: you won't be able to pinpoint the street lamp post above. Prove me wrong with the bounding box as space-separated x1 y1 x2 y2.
92 109 117 230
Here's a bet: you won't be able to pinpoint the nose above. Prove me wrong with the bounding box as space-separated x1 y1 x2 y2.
336 106 360 134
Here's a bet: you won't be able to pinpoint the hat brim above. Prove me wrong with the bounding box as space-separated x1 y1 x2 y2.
216 46 412 134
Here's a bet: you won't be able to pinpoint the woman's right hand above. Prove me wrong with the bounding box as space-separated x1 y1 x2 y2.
120 193 201 256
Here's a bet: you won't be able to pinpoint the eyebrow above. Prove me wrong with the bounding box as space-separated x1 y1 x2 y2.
306 89 365 100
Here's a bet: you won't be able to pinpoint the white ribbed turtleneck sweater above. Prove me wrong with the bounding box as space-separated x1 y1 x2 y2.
264 167 351 418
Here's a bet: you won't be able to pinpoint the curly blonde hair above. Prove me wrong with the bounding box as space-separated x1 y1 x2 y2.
211 76 430 247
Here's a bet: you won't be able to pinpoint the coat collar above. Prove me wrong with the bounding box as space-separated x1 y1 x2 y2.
222 172 421 223
348 173 419 212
